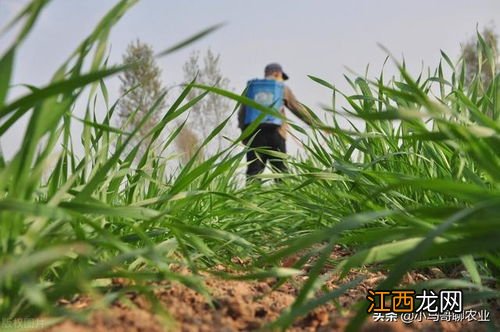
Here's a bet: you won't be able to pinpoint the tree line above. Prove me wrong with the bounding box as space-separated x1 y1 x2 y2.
116 26 498 162
117 40 231 163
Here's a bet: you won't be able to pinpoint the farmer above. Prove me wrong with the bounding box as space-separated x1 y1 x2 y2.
238 63 316 180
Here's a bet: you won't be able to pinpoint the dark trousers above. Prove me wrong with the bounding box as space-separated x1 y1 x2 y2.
246 124 287 179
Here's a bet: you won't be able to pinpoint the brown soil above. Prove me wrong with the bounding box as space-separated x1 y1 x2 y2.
39 246 497 332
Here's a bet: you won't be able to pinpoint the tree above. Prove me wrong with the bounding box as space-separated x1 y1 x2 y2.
176 125 202 164
117 40 166 155
180 48 232 153
460 25 498 87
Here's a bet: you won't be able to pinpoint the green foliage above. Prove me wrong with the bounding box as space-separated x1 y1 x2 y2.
0 2 498 331
117 39 167 155
461 25 498 89
181 48 232 150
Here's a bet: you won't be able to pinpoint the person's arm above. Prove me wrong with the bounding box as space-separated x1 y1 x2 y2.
284 86 316 127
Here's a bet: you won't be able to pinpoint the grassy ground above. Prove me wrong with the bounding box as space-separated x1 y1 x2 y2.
0 1 499 331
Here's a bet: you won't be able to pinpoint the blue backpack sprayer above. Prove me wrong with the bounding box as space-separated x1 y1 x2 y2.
243 79 285 126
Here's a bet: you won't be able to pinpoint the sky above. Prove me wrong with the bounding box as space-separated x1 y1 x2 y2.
0 0 499 158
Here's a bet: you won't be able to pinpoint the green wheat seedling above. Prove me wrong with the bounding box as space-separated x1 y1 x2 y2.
0 1 498 331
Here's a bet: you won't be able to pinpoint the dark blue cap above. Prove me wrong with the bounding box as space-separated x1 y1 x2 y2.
264 63 289 80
